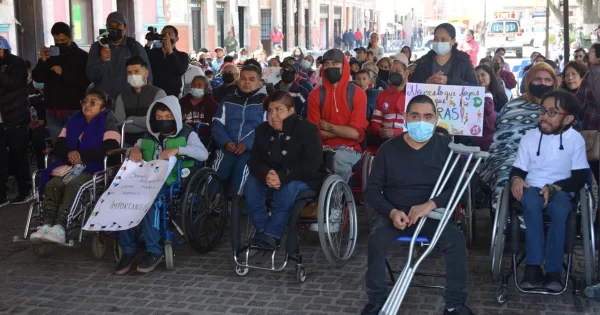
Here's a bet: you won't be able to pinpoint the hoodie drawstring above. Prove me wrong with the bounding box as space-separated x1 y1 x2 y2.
559 132 564 151
334 87 339 113
536 131 565 156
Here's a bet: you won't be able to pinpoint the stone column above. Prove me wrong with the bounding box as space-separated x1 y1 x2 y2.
298 0 306 50
206 0 217 51
248 0 261 51
286 0 294 50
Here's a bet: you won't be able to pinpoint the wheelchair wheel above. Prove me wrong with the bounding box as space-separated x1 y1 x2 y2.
361 153 377 225
113 238 122 264
91 232 107 260
581 188 597 287
296 265 307 283
317 175 358 267
164 241 174 270
491 183 510 281
235 265 249 276
181 168 227 254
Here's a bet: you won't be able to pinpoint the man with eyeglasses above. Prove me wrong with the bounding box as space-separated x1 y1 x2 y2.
510 90 589 292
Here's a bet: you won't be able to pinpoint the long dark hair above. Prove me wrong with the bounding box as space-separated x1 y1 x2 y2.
475 64 503 96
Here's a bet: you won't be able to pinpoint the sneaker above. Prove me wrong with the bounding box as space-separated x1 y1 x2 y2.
41 225 66 244
12 192 33 205
543 272 564 292
0 195 9 209
136 252 163 273
585 283 600 298
520 265 544 289
308 206 342 233
30 224 52 244
360 302 383 315
444 304 474 315
115 253 136 275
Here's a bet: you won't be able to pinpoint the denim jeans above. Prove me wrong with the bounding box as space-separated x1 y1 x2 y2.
365 214 468 309
46 110 78 142
332 150 362 183
244 175 310 239
118 190 164 255
521 187 572 273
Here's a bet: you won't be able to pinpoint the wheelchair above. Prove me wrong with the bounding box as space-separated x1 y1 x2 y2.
490 180 596 311
13 122 131 258
378 143 488 315
230 154 359 282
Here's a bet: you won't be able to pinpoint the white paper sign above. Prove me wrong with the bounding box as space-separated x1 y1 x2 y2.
83 157 177 231
262 66 281 85
405 83 485 137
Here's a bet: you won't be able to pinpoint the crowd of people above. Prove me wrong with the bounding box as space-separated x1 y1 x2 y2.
1 11 600 314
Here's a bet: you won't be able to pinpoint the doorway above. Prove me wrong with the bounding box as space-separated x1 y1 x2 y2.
238 7 245 48
282 0 288 51
217 6 225 47
305 9 310 49
294 1 299 48
191 7 202 51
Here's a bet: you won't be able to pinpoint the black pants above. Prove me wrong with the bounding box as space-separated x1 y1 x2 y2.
0 124 31 197
365 214 468 309
30 127 51 170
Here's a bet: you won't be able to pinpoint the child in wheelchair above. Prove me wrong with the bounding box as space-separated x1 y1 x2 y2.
116 95 208 274
30 89 121 244
509 91 589 291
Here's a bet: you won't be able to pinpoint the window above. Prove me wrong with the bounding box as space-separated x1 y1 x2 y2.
505 21 519 33
490 22 504 34
261 9 271 40
70 0 94 45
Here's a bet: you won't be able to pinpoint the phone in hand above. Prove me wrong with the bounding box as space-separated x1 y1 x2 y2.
48 46 60 57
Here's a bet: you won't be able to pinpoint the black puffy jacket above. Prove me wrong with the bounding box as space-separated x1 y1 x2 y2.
0 53 30 129
409 47 478 87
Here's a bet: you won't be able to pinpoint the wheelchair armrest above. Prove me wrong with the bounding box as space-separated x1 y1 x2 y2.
296 189 317 201
427 208 446 220
448 143 481 154
105 148 127 157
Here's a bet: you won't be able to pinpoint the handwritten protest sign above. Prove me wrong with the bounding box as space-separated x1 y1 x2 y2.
83 157 176 231
405 83 485 137
262 67 281 85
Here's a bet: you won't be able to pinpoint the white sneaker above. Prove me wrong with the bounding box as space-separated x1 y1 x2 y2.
309 207 342 233
30 225 52 244
41 225 66 244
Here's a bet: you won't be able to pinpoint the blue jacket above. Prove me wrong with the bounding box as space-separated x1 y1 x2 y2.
365 88 380 120
212 86 268 150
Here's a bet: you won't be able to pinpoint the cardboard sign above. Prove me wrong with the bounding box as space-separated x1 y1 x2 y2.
405 83 485 137
83 157 176 231
262 66 281 85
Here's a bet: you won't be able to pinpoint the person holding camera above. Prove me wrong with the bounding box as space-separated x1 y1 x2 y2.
86 12 152 103
32 22 90 141
0 36 33 206
145 25 189 97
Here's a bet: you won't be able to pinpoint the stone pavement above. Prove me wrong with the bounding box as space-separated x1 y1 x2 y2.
0 194 599 315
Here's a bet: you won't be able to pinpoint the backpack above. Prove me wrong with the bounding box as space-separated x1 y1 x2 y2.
98 37 138 58
319 82 355 113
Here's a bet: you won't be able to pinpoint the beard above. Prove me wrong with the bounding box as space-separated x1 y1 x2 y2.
538 119 566 135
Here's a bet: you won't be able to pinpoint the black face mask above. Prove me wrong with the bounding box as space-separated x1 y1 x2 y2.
528 83 554 99
389 72 404 86
107 28 123 42
55 42 70 53
222 73 236 84
324 68 342 84
378 70 390 82
156 120 177 134
281 70 295 83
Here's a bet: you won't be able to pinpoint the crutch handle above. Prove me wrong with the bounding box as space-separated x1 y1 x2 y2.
427 208 446 220
448 143 481 154
474 151 490 159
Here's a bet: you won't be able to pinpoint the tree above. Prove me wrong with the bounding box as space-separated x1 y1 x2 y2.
549 0 600 37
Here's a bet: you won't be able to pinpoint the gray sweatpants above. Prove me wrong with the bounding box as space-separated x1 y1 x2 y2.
333 150 362 183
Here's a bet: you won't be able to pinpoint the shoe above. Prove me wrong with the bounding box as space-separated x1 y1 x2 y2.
585 283 600 298
308 206 342 233
543 272 564 292
444 304 474 315
520 265 544 289
115 253 136 275
360 302 383 315
12 192 33 205
41 225 66 244
30 224 52 244
0 195 9 208
136 252 163 273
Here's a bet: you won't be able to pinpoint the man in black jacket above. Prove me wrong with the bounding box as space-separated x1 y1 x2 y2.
146 25 189 97
0 36 32 206
32 22 90 141
213 64 239 104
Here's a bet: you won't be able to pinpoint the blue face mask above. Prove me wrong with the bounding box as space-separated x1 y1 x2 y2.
406 121 435 142
33 81 44 90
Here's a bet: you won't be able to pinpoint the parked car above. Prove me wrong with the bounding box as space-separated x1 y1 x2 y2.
485 19 524 58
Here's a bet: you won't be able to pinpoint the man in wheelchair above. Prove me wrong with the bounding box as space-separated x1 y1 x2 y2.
116 95 208 274
362 95 472 315
244 91 326 249
509 91 589 291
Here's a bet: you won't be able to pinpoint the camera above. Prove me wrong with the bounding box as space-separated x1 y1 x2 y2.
145 26 164 41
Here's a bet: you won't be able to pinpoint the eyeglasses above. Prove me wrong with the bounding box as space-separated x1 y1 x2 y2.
80 99 102 107
538 107 567 117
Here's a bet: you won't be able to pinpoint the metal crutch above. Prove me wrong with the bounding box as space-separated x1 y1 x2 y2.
379 143 489 315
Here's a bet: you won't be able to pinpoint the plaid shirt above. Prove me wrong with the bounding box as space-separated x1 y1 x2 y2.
576 72 600 131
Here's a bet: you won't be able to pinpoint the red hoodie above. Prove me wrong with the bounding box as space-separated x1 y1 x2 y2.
307 55 368 152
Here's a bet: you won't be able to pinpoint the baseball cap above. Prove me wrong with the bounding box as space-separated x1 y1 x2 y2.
349 57 360 67
321 49 345 63
106 11 127 26
0 36 10 50
361 61 379 76
354 47 367 54
393 53 409 67
214 47 224 52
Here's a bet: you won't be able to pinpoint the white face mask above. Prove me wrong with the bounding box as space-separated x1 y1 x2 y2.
127 74 145 88
432 42 451 56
